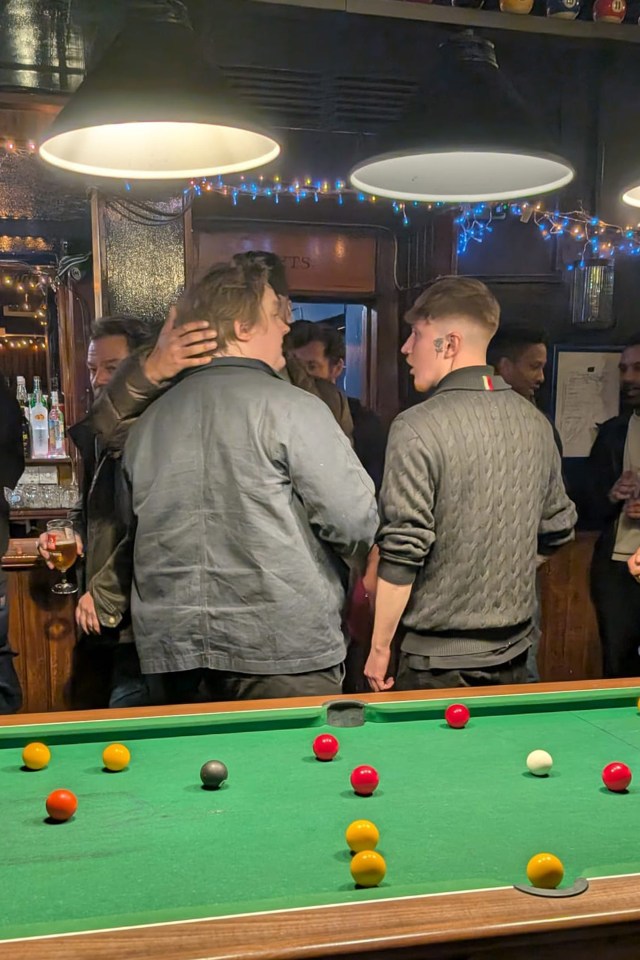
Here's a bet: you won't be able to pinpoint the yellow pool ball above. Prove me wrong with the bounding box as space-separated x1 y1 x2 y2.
21 742 51 771
526 852 564 889
345 819 380 853
102 743 131 772
350 850 386 887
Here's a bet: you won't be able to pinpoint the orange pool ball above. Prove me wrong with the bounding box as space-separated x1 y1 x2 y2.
102 743 131 772
21 742 51 771
46 789 77 822
526 852 564 889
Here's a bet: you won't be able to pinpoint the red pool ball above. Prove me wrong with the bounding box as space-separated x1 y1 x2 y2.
602 761 632 793
350 765 379 796
313 734 339 761
45 789 78 822
445 703 470 729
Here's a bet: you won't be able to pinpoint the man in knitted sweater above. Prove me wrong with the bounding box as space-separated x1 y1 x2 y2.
365 277 576 692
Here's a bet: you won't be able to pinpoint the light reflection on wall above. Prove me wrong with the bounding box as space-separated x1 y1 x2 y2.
0 235 53 252
103 199 186 325
0 0 85 92
0 153 87 220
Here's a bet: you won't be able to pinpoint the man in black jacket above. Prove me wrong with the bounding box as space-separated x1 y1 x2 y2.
587 336 640 677
0 378 25 712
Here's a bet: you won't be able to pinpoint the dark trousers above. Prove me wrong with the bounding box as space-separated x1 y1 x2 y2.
66 636 150 710
148 663 344 706
0 570 22 713
108 644 151 708
395 650 529 691
591 552 640 678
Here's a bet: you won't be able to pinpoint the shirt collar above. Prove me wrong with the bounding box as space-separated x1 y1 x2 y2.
431 365 511 396
181 357 283 382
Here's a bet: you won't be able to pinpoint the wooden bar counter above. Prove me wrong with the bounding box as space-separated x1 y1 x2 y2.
1 538 76 712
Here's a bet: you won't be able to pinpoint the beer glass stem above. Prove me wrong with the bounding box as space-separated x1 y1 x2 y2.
52 572 78 596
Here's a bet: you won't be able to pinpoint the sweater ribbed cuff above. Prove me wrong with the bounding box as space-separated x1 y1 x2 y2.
378 559 418 586
538 527 575 555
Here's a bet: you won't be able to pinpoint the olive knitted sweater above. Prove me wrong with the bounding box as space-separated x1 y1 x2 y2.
377 366 576 660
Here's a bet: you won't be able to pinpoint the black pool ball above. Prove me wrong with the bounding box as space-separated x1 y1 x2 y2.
200 760 228 789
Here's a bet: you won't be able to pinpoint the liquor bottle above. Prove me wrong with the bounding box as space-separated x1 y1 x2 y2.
48 390 65 456
30 376 49 458
16 375 28 408
15 376 30 457
49 375 65 422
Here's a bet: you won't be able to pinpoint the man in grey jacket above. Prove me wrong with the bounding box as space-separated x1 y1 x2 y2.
365 277 577 692
123 259 378 704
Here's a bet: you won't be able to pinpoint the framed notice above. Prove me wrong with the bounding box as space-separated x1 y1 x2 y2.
552 346 623 459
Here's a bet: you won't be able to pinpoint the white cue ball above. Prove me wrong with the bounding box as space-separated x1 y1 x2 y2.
526 749 553 776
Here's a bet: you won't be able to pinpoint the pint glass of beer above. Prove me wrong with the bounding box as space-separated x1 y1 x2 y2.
46 519 78 595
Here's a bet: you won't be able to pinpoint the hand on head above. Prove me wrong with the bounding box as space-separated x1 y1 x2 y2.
144 307 218 385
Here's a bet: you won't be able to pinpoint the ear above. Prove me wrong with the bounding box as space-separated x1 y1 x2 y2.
233 317 254 343
331 359 345 380
444 333 462 358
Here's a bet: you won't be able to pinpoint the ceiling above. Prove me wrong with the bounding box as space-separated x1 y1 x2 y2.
0 0 638 224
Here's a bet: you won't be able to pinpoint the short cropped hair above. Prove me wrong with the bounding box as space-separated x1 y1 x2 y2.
175 259 269 352
231 251 289 298
487 327 548 366
90 315 152 352
406 276 500 335
285 320 345 366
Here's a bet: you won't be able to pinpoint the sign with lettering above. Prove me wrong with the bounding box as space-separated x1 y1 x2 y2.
191 226 377 295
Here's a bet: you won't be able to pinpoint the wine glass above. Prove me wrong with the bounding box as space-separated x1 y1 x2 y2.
46 519 78 595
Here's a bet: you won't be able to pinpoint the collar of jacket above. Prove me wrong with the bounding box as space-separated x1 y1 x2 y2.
430 365 510 396
181 357 282 382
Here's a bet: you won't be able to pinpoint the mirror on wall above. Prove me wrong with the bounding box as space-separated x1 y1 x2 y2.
0 263 57 397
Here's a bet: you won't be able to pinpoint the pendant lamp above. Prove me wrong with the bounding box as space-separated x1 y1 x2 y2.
350 32 574 203
39 1 281 180
622 183 640 208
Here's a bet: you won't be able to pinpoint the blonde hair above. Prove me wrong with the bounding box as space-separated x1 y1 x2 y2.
175 259 269 351
407 276 500 335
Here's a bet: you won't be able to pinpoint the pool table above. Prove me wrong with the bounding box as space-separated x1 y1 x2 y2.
4 679 640 960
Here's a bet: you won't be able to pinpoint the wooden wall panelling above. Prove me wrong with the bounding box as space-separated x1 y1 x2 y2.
56 276 93 430
538 532 602 681
371 231 399 425
0 345 48 389
6 553 76 713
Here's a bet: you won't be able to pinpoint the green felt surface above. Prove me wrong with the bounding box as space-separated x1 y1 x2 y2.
3 688 640 941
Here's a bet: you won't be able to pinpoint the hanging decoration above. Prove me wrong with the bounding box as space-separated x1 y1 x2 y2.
184 174 640 262
455 201 640 264
0 271 50 326
185 175 422 224
0 336 47 350
0 138 38 157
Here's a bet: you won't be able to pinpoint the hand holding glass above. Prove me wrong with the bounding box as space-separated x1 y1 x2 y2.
46 520 78 595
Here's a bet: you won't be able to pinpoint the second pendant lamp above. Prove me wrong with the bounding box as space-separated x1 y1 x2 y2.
350 32 574 204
